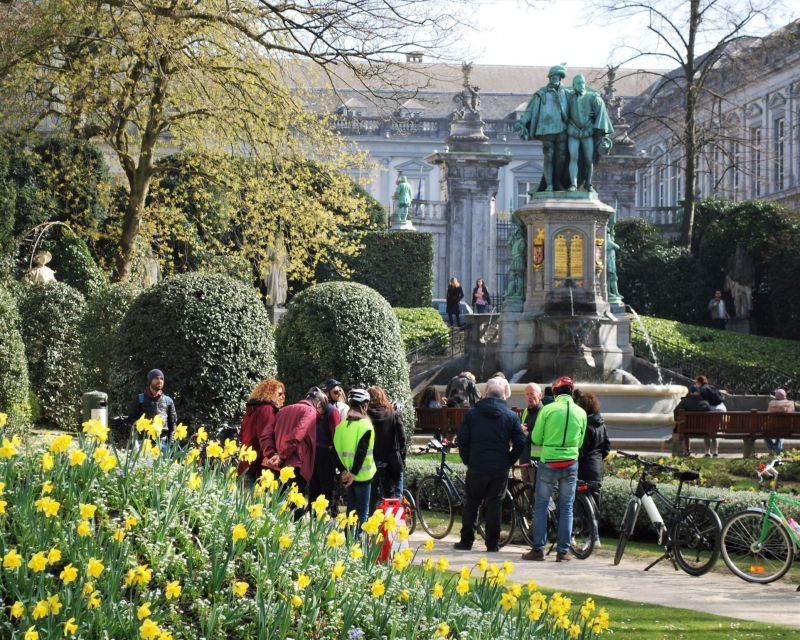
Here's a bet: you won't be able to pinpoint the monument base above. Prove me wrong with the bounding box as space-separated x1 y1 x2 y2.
391 219 416 231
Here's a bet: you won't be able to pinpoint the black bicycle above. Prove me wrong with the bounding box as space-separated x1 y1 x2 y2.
613 451 723 576
508 463 598 559
415 438 515 546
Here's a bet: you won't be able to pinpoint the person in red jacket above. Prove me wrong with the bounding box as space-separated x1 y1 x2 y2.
237 379 285 481
264 387 327 494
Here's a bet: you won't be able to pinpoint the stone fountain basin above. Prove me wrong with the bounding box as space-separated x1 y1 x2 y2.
461 382 688 440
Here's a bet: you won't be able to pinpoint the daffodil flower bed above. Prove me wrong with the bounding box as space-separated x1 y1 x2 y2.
0 411 609 639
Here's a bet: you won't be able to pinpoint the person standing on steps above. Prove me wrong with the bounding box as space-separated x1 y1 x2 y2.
472 278 491 313
446 276 464 327
522 376 586 563
453 377 526 553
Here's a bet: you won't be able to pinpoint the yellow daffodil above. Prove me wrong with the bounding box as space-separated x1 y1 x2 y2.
290 594 303 607
0 412 6 428
49 434 73 454
231 523 247 543
63 618 78 636
196 427 208 443
28 552 48 572
0 437 19 458
68 448 86 466
10 601 24 618
77 520 92 537
0 482 4 494
435 622 450 639
86 557 104 578
87 591 101 609
350 543 363 560
31 600 49 620
137 602 151 620
278 534 292 549
232 581 248 598
184 448 201 465
383 514 397 533
83 582 95 596
125 564 152 587
436 556 449 571
47 547 61 564
310 494 329 518
34 496 60 517
432 582 444 599
371 579 385 598
41 481 53 495
82 419 110 442
165 580 181 600
331 561 345 579
187 473 202 490
399 589 410 602
173 423 188 440
79 503 97 519
502 560 514 575
456 578 469 596
139 618 160 639
125 515 138 529
3 548 22 569
279 466 296 483
423 539 435 552
296 573 311 590
422 558 433 571
398 525 410 541
24 627 39 640
500 590 518 611
47 595 62 615
223 438 238 458
477 557 488 572
247 503 263 519
0 499 6 513
41 452 54 471
60 564 78 584
99 454 117 473
326 530 345 548
205 442 223 459
159 632 173 640
112 528 126 542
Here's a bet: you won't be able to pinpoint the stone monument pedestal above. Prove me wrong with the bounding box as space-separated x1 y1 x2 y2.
499 194 632 382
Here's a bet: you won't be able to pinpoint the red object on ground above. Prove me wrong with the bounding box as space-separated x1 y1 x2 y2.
376 498 406 562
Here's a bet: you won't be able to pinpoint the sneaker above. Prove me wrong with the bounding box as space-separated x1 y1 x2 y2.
521 548 545 561
453 542 472 551
556 551 574 562
486 546 500 553
704 453 711 457
712 453 719 457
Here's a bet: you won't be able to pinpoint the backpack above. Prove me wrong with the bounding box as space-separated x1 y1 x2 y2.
704 385 724 406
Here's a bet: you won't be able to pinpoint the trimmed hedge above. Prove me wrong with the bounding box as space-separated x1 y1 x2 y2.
346 231 433 307
0 286 31 431
111 273 276 428
16 282 85 429
394 307 450 353
40 233 107 297
275 281 414 433
82 282 140 393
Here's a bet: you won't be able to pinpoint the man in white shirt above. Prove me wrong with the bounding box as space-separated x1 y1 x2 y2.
707 290 729 330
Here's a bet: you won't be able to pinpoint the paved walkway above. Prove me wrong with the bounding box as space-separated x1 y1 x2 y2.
409 532 800 627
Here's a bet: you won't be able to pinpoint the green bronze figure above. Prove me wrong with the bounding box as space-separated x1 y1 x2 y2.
606 209 622 303
567 74 614 192
514 64 570 192
505 211 526 305
393 175 414 223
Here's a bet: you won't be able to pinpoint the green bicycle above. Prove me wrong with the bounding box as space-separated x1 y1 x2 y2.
720 457 800 587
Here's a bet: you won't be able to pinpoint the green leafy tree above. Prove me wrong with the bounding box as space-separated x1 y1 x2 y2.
0 286 31 432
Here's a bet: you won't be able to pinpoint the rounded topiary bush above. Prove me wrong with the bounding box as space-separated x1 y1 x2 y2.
17 282 85 429
40 233 107 298
0 286 31 431
276 281 413 431
82 282 141 392
111 273 275 428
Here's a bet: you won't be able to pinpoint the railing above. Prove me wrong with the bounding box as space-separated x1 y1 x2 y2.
411 199 447 222
406 327 465 365
630 328 800 398
634 206 682 227
330 115 519 140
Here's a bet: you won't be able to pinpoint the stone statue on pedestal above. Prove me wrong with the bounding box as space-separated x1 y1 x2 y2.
393 175 413 224
566 74 614 192
606 210 622 304
264 240 288 310
504 212 526 308
26 251 56 284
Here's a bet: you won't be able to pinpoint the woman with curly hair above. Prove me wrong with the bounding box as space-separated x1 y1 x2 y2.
238 378 285 480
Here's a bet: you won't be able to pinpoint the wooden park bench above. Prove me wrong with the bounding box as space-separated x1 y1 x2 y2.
414 406 527 441
673 410 800 457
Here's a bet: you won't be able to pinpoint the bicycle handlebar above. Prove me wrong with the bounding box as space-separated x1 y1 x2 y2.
616 450 682 475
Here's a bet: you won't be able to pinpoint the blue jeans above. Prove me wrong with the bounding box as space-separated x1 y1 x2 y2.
765 438 784 455
393 469 404 498
346 480 372 528
532 461 578 554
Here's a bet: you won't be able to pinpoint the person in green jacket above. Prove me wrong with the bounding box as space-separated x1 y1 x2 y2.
522 376 587 562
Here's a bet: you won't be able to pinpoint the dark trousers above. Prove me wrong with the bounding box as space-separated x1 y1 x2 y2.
308 446 337 516
448 312 460 327
370 464 401 514
459 470 508 549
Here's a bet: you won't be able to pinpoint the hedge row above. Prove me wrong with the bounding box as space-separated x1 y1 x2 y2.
393 307 450 353
0 286 30 432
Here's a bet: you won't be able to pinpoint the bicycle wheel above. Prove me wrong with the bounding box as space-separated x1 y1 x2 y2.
570 493 596 560
402 489 417 535
614 499 640 566
415 476 454 539
721 510 794 583
476 490 516 548
671 503 721 576
510 479 534 546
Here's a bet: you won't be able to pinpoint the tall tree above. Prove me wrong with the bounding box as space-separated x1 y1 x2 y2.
0 0 460 280
595 0 792 247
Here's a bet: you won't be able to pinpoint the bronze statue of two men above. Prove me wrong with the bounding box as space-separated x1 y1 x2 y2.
515 64 614 193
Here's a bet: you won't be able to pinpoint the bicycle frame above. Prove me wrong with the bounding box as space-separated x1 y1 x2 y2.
761 490 800 548
428 440 466 504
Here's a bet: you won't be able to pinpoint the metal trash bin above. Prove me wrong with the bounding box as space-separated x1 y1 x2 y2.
81 391 108 427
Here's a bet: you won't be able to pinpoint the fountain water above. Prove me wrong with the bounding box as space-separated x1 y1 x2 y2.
627 305 664 386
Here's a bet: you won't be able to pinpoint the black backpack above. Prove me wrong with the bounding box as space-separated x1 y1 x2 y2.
705 385 724 406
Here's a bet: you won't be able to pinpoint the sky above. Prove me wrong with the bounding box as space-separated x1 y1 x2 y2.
455 0 796 69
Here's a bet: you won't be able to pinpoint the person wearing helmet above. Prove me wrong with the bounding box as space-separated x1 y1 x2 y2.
333 388 376 527
522 376 587 562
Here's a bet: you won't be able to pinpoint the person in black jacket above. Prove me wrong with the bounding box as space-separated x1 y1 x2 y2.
127 369 177 446
445 371 481 407
673 384 711 456
454 377 526 552
573 389 610 514
471 278 491 313
446 276 464 327
367 385 406 512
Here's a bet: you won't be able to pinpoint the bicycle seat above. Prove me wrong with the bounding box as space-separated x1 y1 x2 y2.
675 470 700 482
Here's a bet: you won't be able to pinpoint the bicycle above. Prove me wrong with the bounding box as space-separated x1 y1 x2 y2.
720 457 800 587
415 437 514 546
509 463 598 559
613 451 723 576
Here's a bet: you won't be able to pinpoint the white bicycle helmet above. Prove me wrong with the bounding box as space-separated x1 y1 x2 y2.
348 388 371 405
